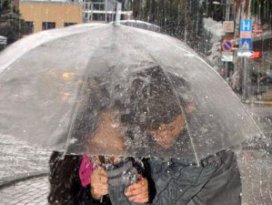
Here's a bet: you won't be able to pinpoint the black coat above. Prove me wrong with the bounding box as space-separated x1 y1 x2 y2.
149 150 241 205
48 150 241 205
48 151 111 205
47 152 152 205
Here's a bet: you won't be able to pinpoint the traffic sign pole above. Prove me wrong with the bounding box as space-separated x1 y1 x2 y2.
239 19 253 102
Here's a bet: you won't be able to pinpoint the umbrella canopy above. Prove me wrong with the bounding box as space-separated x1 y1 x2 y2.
117 20 161 32
0 23 262 161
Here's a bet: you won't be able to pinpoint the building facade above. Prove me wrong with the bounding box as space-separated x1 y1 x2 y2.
82 0 132 23
19 0 132 34
19 1 83 33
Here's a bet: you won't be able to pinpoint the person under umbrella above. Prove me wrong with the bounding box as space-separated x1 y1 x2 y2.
48 65 242 205
47 77 151 205
120 65 242 205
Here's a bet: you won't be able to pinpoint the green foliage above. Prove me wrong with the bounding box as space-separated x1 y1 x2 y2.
0 0 25 44
2 0 10 11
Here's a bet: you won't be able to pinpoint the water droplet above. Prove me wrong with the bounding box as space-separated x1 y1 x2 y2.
70 138 77 144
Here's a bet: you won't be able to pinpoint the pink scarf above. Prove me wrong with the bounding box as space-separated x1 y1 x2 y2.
79 155 93 187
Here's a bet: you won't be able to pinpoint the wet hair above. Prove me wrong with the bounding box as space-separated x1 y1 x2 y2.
110 65 192 156
67 65 191 154
66 76 113 153
119 65 190 131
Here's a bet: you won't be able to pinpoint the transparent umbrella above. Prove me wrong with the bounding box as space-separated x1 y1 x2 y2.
0 23 263 162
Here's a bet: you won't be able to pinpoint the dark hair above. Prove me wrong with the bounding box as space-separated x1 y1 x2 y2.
107 65 192 156
119 65 189 131
67 65 191 155
66 76 112 154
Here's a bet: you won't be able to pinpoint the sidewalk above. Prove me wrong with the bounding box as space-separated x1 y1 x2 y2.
238 150 272 205
0 134 50 204
0 175 49 205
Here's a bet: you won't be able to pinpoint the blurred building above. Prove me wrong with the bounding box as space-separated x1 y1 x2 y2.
19 0 132 34
19 0 83 33
82 0 132 23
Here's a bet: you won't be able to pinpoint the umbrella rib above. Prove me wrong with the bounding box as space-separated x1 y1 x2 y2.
123 29 201 164
161 68 200 166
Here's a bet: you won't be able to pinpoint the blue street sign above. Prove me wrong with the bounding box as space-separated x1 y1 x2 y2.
239 38 252 51
240 20 253 32
238 20 253 57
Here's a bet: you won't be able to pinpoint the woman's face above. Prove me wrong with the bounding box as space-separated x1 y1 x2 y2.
87 111 125 156
149 114 185 149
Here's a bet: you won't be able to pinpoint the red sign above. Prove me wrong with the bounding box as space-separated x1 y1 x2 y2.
248 51 261 59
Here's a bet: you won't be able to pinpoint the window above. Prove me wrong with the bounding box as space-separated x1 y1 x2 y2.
93 0 105 10
23 21 34 34
64 22 76 27
93 13 105 21
84 13 89 21
42 22 56 30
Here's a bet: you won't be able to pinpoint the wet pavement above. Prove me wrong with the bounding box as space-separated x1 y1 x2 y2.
238 149 272 205
0 175 49 205
0 135 50 184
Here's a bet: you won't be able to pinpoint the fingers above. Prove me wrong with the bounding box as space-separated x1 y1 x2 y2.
91 167 108 184
128 192 149 204
90 167 109 198
125 177 149 203
126 177 147 195
92 185 108 196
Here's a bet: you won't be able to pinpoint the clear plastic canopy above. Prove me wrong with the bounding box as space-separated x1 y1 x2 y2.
0 23 263 161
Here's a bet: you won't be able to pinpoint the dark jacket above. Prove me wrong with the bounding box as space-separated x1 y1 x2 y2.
149 150 241 205
48 150 241 205
187 150 241 205
48 152 152 205
48 151 111 205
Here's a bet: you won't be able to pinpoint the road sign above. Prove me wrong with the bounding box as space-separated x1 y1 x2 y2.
239 38 252 51
240 20 253 32
222 40 232 51
240 19 253 38
223 21 234 33
221 51 233 62
238 20 253 57
248 51 261 59
237 50 253 57
238 38 253 57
